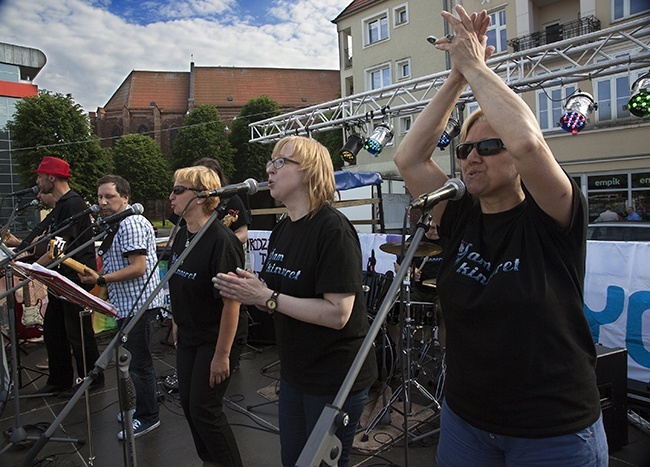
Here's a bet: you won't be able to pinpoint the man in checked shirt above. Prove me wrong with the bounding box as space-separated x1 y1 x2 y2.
79 175 164 440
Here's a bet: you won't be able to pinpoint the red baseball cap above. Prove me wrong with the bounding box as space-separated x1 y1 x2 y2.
34 156 72 179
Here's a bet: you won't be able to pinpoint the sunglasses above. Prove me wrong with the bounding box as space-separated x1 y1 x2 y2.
171 185 201 195
266 157 300 170
455 138 506 160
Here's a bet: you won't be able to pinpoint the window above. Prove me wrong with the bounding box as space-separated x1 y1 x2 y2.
365 12 389 46
394 5 408 26
486 10 508 54
0 97 19 129
536 83 577 131
594 66 645 122
613 0 650 21
396 58 411 80
399 115 412 135
0 64 19 83
367 64 391 90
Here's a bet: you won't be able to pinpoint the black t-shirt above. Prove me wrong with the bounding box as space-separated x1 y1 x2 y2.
49 190 96 286
438 179 600 437
260 205 378 395
169 221 247 345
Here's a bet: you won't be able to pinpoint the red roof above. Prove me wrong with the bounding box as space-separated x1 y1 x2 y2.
102 67 339 115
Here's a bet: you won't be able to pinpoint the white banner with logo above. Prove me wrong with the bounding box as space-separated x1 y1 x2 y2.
248 232 650 382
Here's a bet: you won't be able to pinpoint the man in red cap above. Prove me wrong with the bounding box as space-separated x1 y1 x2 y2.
31 156 103 396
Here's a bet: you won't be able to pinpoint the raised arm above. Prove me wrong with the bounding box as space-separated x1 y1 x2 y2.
394 10 491 226
436 6 573 227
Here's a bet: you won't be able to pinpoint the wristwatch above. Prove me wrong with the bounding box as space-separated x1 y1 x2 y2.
266 291 279 313
96 275 107 287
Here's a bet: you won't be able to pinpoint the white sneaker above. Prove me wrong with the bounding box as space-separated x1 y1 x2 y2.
118 418 160 440
117 408 136 423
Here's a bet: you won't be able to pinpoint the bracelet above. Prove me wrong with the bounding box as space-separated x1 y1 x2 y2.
96 275 107 287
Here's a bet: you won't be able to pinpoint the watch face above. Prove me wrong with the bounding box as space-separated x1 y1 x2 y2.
266 298 277 310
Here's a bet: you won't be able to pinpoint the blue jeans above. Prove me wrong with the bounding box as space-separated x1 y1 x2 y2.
119 308 158 424
437 402 609 466
278 378 369 467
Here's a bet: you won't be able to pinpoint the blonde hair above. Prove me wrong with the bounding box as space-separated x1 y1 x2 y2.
271 136 335 216
173 166 221 216
459 109 488 149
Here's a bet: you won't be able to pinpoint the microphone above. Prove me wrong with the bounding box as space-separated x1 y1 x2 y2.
7 185 39 197
15 199 39 212
409 178 466 210
97 203 144 226
196 178 259 199
59 204 100 227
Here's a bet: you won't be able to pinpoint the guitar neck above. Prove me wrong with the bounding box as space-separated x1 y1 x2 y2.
61 256 96 276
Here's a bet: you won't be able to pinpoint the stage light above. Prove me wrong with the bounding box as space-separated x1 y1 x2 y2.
437 117 460 149
627 72 650 118
339 134 364 164
364 123 394 156
559 91 597 135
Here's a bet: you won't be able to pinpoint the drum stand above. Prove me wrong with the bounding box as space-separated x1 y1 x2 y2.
361 268 442 445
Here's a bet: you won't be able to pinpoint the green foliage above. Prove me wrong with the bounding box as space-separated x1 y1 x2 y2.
314 128 344 172
229 95 280 182
112 134 172 203
6 90 113 200
169 105 235 178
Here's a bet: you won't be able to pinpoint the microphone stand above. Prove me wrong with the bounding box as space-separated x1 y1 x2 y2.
295 211 433 467
19 203 222 466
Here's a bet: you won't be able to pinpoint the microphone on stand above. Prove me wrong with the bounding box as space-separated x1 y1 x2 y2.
4 185 39 197
196 178 259 199
58 204 100 227
97 203 144 227
409 178 466 210
15 199 39 212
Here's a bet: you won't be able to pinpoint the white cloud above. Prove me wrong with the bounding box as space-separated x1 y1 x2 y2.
0 0 350 113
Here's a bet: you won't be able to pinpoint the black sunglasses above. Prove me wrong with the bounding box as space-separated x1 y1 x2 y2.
171 185 201 195
455 138 506 160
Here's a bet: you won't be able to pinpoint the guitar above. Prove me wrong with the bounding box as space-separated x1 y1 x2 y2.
14 277 46 339
48 238 108 300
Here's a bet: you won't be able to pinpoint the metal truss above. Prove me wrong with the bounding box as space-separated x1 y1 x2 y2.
250 15 650 143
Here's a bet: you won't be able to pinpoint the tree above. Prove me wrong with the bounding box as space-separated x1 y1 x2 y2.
229 95 280 183
169 105 235 177
112 134 172 204
6 90 112 200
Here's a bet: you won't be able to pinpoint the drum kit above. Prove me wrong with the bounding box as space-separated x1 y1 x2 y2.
360 239 446 443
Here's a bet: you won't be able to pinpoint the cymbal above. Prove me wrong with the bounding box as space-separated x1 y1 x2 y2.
379 241 442 257
422 278 437 289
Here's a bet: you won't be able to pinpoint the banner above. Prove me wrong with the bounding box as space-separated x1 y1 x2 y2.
247 232 650 382
585 241 650 382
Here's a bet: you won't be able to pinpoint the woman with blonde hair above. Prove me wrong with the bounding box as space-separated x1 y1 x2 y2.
214 136 377 466
168 166 247 466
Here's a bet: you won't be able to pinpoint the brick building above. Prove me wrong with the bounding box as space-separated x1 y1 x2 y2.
91 63 340 157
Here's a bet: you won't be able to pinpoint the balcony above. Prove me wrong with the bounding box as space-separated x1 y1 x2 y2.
508 15 601 52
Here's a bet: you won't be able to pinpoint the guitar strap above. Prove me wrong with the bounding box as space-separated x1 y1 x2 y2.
97 226 119 257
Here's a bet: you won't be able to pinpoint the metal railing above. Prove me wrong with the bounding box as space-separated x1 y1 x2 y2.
509 15 601 52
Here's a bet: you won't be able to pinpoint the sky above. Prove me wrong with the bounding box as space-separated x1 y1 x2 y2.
0 0 351 113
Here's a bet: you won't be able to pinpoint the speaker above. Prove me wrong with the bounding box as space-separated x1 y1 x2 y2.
595 344 628 451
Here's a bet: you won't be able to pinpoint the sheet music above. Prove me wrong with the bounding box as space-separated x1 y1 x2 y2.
13 261 119 318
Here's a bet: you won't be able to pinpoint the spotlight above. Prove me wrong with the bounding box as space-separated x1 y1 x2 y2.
627 72 650 118
437 117 460 149
559 91 597 135
364 123 394 156
339 134 364 164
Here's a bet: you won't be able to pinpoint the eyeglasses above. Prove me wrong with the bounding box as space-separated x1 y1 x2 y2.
171 185 201 195
455 138 506 160
266 157 300 170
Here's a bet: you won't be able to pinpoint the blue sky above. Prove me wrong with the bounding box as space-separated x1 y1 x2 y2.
0 0 350 112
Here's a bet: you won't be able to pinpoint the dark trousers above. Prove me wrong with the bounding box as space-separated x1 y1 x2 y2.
176 340 243 466
43 294 102 389
118 308 159 424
